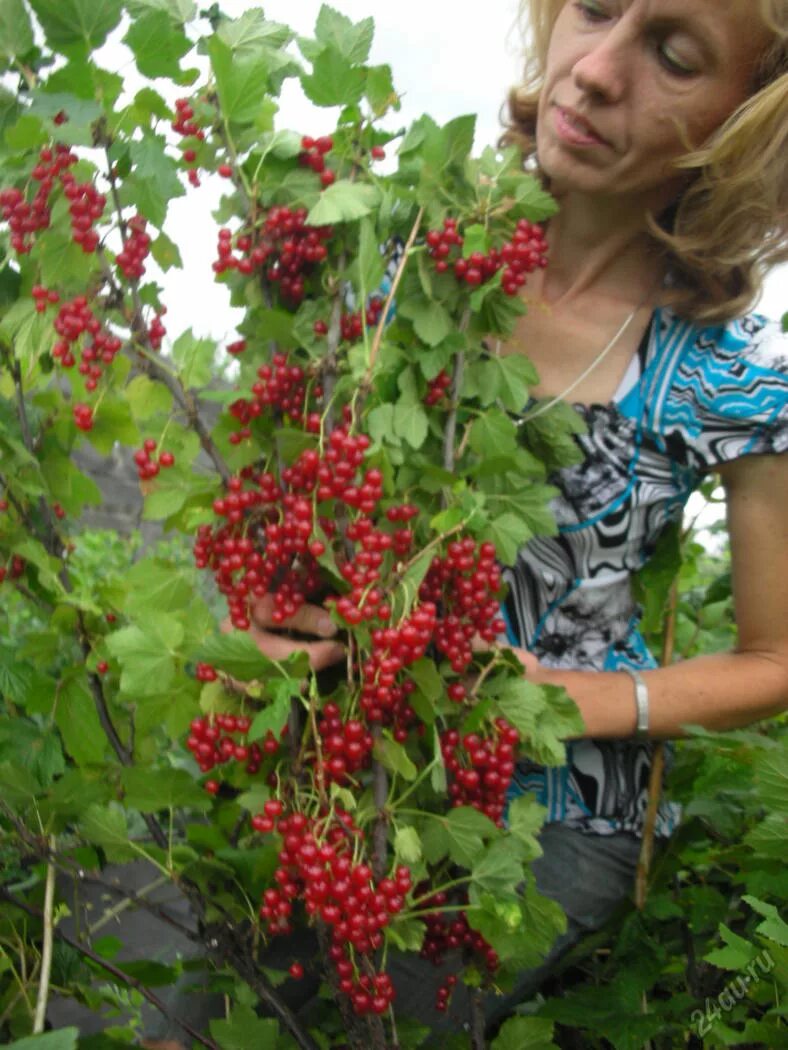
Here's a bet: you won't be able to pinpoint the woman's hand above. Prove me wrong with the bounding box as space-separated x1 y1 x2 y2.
244 593 346 672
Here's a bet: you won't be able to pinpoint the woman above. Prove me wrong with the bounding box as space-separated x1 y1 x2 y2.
247 0 788 1031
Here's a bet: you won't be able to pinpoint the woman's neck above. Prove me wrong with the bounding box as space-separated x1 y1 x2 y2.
535 190 669 311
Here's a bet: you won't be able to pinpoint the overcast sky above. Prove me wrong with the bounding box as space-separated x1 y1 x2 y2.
152 0 785 340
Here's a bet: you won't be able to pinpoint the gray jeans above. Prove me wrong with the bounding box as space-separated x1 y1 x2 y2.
388 821 643 1037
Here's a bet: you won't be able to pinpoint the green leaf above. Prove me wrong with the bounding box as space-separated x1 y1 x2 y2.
198 631 309 683
491 676 583 766
171 328 216 388
54 678 106 766
753 748 788 810
399 298 453 347
374 734 417 781
482 511 534 565
125 374 174 421
301 44 366 107
471 838 523 897
704 923 758 970
492 1017 558 1050
394 825 422 865
123 558 194 618
120 766 210 813
5 1030 80 1050
367 403 395 446
126 0 196 23
126 132 185 227
106 614 184 697
469 408 518 457
0 0 34 59
366 63 397 115
210 1005 279 1050
124 11 191 79
247 692 293 744
305 180 380 226
520 400 586 472
28 0 123 52
506 794 547 861
314 4 374 63
78 803 136 862
208 35 275 125
445 806 498 867
409 658 443 701
742 896 788 948
357 215 385 293
216 9 290 55
392 394 428 450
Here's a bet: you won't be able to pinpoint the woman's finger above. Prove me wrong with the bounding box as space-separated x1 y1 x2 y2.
250 593 337 638
247 622 345 672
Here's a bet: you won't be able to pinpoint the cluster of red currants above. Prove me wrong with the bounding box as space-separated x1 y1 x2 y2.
0 142 105 255
316 704 375 783
426 216 548 296
116 214 151 280
440 718 518 826
172 97 206 187
212 209 333 309
298 134 336 187
359 604 435 726
31 284 60 313
420 538 506 675
256 808 410 1016
51 295 123 400
330 296 385 343
187 712 272 776
0 555 25 584
132 439 175 481
424 369 452 406
418 890 500 1010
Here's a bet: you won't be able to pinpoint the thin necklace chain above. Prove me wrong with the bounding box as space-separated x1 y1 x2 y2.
518 301 646 422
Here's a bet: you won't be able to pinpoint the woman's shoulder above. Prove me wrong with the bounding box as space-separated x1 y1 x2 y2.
649 305 788 470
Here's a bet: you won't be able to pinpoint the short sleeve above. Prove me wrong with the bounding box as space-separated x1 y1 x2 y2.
657 310 788 472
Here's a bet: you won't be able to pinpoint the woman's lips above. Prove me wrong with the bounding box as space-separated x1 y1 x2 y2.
553 105 610 147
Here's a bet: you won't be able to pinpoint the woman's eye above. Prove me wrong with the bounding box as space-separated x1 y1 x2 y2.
574 0 611 22
658 44 697 77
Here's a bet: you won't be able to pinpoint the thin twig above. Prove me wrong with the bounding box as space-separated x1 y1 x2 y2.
442 307 472 476
1 890 221 1050
469 988 487 1050
32 837 56 1033
362 207 424 387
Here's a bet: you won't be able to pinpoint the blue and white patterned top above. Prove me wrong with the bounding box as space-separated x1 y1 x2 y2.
503 304 788 839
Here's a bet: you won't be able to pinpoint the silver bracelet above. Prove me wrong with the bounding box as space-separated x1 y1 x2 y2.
621 666 649 738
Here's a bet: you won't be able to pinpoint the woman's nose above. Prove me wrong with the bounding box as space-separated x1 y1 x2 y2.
571 30 630 103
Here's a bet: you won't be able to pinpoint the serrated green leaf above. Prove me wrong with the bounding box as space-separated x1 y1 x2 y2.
357 215 385 294
210 1005 278 1050
126 0 196 24
400 298 453 347
445 806 498 867
506 794 547 860
248 692 293 744
106 615 184 697
314 5 373 63
471 838 523 897
367 402 395 446
753 748 788 809
5 1029 80 1050
54 677 105 766
374 734 417 781
28 0 123 53
301 44 366 108
78 803 136 862
705 924 758 970
208 35 276 125
742 896 788 948
198 632 309 683
126 132 185 227
469 407 518 456
125 374 174 421
392 395 428 450
491 676 583 766
409 658 443 701
216 9 290 55
171 328 216 388
491 1016 558 1050
482 511 533 565
305 180 380 226
120 766 210 812
394 825 422 864
0 0 34 59
124 558 194 617
366 63 397 115
123 11 191 79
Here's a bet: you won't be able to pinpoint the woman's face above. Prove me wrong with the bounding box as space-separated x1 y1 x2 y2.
536 0 771 208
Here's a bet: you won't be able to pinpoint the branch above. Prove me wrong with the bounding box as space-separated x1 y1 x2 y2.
1 889 221 1050
469 988 486 1050
371 727 388 883
32 838 56 1033
362 208 424 390
442 307 471 475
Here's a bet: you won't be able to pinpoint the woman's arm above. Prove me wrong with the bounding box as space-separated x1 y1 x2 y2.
511 453 788 740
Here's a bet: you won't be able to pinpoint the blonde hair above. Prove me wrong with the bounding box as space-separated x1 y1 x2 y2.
501 0 788 324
